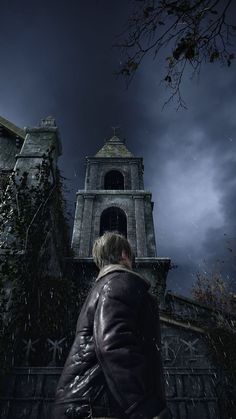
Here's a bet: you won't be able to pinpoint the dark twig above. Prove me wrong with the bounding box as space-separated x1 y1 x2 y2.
115 0 235 108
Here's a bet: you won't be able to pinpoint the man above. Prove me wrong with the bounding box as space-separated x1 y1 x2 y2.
52 232 171 419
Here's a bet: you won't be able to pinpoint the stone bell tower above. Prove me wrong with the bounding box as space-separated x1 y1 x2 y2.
71 132 170 300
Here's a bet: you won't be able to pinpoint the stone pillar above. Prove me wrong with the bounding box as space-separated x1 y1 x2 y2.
88 163 99 190
71 194 84 254
127 203 137 256
134 195 147 257
16 117 61 187
130 163 139 190
84 160 90 190
139 162 144 189
145 197 157 257
79 195 94 257
0 117 62 251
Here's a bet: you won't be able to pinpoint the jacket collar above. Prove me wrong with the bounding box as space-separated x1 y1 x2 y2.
96 263 150 288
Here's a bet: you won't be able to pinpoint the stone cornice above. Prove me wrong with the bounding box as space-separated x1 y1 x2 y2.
15 153 48 159
24 127 58 134
86 156 143 162
76 190 152 197
66 256 171 266
160 314 206 334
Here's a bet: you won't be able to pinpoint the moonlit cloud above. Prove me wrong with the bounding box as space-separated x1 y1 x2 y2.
0 0 235 295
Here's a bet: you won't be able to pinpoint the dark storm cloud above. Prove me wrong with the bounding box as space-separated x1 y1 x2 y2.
130 57 236 293
0 0 235 294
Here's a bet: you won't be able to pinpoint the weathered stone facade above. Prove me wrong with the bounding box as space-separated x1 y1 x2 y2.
71 134 170 302
0 116 25 202
0 118 233 419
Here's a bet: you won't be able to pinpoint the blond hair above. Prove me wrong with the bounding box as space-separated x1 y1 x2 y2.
92 231 133 269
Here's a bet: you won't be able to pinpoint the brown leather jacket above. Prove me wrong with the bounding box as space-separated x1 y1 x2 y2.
52 265 168 419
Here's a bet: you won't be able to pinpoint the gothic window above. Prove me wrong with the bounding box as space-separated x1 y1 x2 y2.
100 207 127 237
104 170 124 190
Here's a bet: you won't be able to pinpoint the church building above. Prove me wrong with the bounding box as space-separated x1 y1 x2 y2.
71 132 170 302
0 117 231 419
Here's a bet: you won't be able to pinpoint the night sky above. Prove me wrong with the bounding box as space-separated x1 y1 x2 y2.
0 0 235 295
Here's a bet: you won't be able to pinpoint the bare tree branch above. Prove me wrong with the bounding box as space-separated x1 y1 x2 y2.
115 0 235 108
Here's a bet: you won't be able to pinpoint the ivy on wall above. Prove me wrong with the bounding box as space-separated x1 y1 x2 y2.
192 273 236 418
205 325 236 418
0 148 80 374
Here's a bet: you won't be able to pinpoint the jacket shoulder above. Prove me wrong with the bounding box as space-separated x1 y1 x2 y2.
101 270 149 306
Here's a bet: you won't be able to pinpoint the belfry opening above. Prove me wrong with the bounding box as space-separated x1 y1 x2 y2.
100 207 127 237
104 170 124 190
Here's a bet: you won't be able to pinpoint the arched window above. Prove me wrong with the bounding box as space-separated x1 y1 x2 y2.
100 207 127 237
104 170 124 190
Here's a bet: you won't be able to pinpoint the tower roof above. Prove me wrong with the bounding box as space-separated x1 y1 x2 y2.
95 135 134 158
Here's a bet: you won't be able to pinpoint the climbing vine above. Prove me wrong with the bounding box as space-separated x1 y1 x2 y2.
204 324 236 418
192 272 236 418
0 148 80 376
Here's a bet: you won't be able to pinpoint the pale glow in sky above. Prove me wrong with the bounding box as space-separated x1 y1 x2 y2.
155 156 224 250
0 0 235 293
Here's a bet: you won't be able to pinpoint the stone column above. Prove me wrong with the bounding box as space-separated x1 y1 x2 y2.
16 117 61 187
127 201 137 256
71 194 84 254
138 161 144 189
79 195 94 257
130 162 139 190
134 195 147 257
0 117 61 250
146 197 157 257
88 163 99 190
84 160 90 190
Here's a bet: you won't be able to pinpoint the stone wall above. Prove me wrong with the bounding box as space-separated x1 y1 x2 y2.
0 126 23 201
0 120 234 419
72 191 156 258
0 308 229 419
85 157 144 191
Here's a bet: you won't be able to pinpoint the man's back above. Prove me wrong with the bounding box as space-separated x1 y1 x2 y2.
52 265 167 419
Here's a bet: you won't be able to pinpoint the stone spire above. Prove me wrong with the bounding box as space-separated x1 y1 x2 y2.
95 128 134 158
